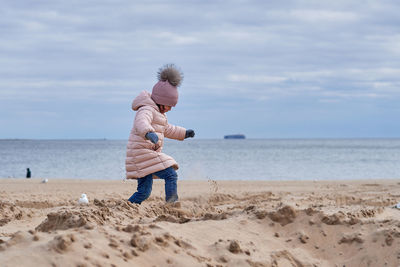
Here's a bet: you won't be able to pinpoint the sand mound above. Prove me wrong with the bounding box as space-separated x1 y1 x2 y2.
50 234 76 253
35 204 116 232
15 200 58 209
3 231 32 247
0 201 26 226
268 205 297 226
1 179 400 267
36 211 88 232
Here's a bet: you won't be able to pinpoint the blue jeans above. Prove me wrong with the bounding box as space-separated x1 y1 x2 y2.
128 167 178 204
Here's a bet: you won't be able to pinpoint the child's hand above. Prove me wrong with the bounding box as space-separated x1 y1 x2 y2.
145 132 159 144
185 129 195 139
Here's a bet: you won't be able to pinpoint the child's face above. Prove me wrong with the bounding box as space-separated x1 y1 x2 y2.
159 105 172 113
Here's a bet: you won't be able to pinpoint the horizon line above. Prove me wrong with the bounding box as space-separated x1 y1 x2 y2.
1 137 400 141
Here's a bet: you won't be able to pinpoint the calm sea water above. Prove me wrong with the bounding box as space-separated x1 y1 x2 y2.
0 139 399 180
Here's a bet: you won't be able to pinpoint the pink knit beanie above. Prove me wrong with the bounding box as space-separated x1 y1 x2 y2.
151 64 183 107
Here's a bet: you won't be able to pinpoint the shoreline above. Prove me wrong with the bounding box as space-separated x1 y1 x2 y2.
2 177 399 182
1 178 399 266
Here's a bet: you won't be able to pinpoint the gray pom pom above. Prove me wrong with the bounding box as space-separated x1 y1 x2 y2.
157 64 183 87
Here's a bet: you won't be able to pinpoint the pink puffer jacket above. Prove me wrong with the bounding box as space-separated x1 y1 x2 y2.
125 91 186 179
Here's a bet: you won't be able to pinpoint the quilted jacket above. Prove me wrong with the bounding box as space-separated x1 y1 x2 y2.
125 91 186 179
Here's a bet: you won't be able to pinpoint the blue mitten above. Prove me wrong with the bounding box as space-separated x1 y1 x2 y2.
185 129 195 139
145 132 158 144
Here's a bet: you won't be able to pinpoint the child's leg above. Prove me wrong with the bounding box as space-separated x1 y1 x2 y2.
154 167 178 203
128 174 153 204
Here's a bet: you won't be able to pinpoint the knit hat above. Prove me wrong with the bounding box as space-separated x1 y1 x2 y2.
151 64 183 107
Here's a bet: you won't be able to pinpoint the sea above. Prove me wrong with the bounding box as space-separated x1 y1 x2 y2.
1 139 400 181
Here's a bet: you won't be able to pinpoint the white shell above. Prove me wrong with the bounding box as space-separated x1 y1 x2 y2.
78 194 89 204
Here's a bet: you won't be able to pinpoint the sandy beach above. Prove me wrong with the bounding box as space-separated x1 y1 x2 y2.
0 178 399 267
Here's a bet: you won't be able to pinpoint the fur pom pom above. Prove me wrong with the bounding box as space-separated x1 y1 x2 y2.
157 64 183 87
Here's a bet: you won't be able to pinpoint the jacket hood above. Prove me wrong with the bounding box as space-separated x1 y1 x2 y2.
132 91 158 111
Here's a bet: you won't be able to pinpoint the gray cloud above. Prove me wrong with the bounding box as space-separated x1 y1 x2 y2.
1 0 400 138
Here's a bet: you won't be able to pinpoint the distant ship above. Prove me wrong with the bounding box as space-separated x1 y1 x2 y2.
224 134 246 139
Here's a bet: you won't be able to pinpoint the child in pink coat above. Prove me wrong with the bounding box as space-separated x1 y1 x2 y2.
126 64 195 204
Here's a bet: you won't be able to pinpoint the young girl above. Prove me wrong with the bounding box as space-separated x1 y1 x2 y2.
126 64 195 204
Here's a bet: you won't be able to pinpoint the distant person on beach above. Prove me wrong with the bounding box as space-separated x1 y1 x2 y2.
26 168 31 178
125 64 195 204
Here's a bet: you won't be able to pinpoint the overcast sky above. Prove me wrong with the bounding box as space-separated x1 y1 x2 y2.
1 0 400 139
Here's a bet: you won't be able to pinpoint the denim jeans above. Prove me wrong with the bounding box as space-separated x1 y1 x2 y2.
128 167 178 204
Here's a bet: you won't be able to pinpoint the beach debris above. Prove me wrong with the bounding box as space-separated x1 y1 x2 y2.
130 234 150 251
41 178 49 183
78 194 89 205
299 232 309 244
228 240 242 254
